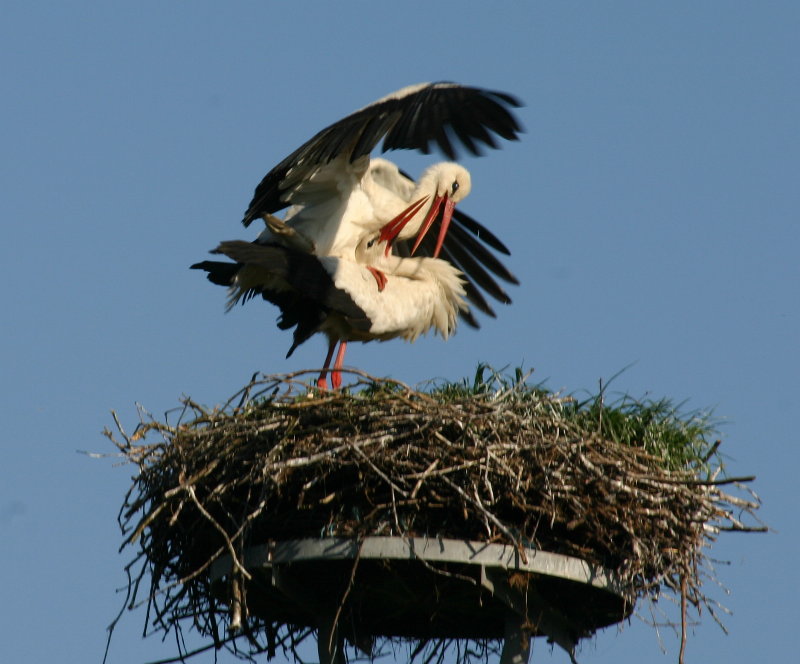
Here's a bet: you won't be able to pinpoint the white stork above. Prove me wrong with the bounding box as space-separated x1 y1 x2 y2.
363 158 520 323
242 82 523 262
192 83 523 384
192 235 468 389
263 159 473 263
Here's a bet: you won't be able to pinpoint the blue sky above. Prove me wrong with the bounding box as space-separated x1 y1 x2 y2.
1 2 797 662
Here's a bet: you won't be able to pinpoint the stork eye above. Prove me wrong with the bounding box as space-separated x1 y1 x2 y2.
451 181 460 194
366 237 376 248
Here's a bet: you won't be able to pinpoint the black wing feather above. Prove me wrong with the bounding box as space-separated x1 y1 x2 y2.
398 196 521 326
439 233 511 305
450 209 511 256
242 82 523 226
446 221 519 285
191 243 372 357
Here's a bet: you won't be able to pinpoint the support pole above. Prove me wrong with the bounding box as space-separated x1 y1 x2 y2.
317 609 345 664
500 611 531 664
271 564 346 664
481 566 578 663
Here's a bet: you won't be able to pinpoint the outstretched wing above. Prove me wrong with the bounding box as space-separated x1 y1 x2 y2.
242 82 523 226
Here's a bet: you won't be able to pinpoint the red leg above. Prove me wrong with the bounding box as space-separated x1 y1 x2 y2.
331 341 347 390
317 339 337 390
367 266 388 291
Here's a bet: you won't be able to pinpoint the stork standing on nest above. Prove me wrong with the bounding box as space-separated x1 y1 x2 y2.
192 233 468 389
194 82 523 386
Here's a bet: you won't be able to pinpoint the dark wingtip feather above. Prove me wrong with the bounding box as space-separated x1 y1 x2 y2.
460 308 481 329
190 260 239 288
452 209 512 255
493 90 524 108
239 82 524 221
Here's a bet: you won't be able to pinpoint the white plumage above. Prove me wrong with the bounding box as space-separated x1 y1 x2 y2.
264 159 472 261
195 236 468 388
242 82 522 262
193 82 524 387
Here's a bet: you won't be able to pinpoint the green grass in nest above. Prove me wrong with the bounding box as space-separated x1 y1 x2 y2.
105 365 764 664
423 363 720 472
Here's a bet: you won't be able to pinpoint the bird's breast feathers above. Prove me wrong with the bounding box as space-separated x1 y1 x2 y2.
328 258 468 341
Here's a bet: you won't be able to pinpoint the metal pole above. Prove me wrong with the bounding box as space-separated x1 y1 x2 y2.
500 612 531 664
318 610 345 664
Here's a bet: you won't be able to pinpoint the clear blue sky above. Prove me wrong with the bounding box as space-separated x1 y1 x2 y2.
2 2 796 662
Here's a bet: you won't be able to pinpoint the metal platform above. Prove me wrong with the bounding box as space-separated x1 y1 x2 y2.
210 537 631 664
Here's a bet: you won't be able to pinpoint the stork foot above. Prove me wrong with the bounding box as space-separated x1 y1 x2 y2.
263 213 316 253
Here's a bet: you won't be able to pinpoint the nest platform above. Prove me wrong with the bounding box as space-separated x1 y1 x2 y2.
210 536 627 662
109 369 763 664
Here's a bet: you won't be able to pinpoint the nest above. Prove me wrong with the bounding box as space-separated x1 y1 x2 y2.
108 368 764 663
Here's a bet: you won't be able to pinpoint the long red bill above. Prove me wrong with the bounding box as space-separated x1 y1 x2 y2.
366 266 388 292
410 194 445 256
379 195 430 255
432 196 456 258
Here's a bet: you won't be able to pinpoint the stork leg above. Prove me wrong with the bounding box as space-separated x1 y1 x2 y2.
330 341 348 390
262 213 316 253
317 339 338 390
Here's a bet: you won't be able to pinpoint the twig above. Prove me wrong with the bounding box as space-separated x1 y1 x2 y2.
185 485 251 582
108 370 764 664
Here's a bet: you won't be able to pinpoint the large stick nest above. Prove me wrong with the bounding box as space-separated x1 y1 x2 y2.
108 368 764 663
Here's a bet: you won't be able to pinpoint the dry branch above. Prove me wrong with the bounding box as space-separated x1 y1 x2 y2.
108 369 764 664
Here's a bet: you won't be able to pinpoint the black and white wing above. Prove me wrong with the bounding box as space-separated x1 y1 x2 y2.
380 163 519 328
242 82 523 226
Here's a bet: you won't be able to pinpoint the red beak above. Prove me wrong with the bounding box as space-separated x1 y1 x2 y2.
410 193 454 258
432 196 455 258
379 195 430 256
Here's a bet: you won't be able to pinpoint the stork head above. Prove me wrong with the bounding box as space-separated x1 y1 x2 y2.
355 231 388 264
410 162 471 257
355 231 400 292
378 162 473 258
421 161 472 204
